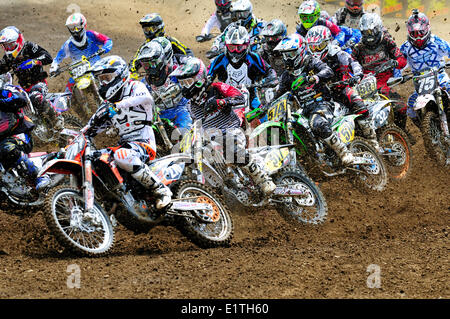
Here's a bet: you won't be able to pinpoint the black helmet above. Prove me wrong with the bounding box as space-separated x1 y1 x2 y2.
215 0 232 14
169 57 208 100
136 40 170 86
139 13 165 40
359 13 383 48
261 19 287 52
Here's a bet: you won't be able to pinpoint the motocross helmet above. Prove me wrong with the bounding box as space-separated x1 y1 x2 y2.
169 57 207 100
136 40 172 86
359 13 383 48
406 9 431 49
298 0 321 30
0 26 24 59
66 13 87 48
231 0 254 28
305 26 333 60
225 25 250 65
346 0 364 15
140 13 165 40
215 0 232 14
261 19 287 53
274 33 308 71
90 56 130 101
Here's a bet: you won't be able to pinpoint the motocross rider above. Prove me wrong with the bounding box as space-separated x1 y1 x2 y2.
273 33 358 166
259 19 288 75
49 13 113 95
86 56 172 210
209 0 266 57
170 57 277 195
208 25 278 123
333 0 367 29
129 13 194 79
400 9 450 126
0 26 63 129
196 0 233 43
296 1 341 38
0 80 50 190
351 13 412 142
134 38 192 131
305 26 382 152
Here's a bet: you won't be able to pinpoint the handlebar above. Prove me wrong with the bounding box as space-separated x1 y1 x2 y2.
51 50 105 78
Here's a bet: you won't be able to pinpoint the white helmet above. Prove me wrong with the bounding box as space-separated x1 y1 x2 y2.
225 25 250 65
274 33 308 71
231 0 253 27
66 13 87 47
305 26 333 60
90 56 130 101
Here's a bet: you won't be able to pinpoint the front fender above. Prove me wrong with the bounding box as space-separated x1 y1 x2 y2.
414 94 435 111
38 159 82 177
249 120 285 140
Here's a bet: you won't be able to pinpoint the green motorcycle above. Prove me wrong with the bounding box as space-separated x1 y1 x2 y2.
246 75 388 192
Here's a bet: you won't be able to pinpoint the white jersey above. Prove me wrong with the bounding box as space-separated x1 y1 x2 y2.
90 80 156 150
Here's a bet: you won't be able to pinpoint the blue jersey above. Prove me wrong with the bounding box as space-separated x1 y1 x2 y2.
334 26 361 54
54 30 113 66
400 35 449 74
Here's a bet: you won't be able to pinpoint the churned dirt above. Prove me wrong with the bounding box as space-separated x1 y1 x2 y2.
0 0 448 299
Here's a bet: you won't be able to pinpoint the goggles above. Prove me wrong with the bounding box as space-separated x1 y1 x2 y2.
68 25 84 33
97 72 116 85
299 14 318 23
178 78 204 89
226 43 248 53
409 29 428 39
233 11 250 20
143 25 159 33
282 50 298 60
264 36 282 44
140 59 162 71
1 42 16 52
362 29 378 37
308 41 328 53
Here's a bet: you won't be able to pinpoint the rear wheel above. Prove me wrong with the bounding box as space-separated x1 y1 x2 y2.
57 114 83 147
378 124 413 180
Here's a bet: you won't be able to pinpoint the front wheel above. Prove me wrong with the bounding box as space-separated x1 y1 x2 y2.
422 111 449 167
174 180 233 248
349 137 388 192
273 167 328 225
378 124 413 180
43 185 115 256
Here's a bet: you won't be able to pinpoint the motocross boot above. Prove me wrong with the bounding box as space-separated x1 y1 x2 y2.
323 133 355 166
241 161 276 195
358 119 384 153
16 152 51 191
132 164 173 210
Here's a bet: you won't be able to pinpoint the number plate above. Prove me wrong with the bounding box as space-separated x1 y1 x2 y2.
71 62 90 79
413 72 437 95
337 119 355 144
355 75 377 98
267 96 288 122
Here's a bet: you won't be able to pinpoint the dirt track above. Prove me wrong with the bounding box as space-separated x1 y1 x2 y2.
0 0 449 299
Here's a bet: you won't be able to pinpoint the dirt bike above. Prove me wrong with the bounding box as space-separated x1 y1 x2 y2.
5 64 83 147
246 74 388 192
38 105 234 256
52 51 105 122
331 74 413 180
0 151 65 211
175 114 328 225
387 61 450 167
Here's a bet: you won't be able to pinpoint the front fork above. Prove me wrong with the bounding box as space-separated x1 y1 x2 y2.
435 90 450 145
83 144 95 213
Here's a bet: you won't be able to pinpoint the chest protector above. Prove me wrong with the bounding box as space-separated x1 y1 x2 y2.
217 12 233 32
226 63 252 87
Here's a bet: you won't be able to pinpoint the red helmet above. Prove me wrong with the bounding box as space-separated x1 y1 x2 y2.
345 0 364 15
0 26 25 59
406 9 430 49
215 0 231 13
